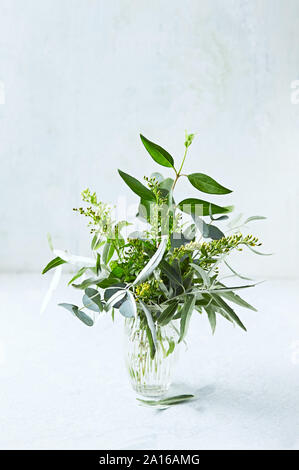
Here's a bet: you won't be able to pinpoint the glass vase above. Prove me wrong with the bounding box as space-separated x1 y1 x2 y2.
124 317 180 397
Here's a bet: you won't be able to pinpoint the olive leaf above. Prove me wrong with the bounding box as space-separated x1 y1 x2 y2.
178 295 196 343
137 394 194 408
133 237 168 285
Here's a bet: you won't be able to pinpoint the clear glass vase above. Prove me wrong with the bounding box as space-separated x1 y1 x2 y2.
124 317 180 397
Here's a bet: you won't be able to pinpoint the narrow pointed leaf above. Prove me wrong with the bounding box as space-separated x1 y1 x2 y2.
139 300 157 355
224 261 253 281
190 263 211 287
42 257 66 274
158 301 178 326
204 304 217 334
244 215 267 224
118 169 156 201
178 296 196 343
211 294 247 331
67 267 88 286
140 134 174 168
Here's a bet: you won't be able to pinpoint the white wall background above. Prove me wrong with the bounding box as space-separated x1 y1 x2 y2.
0 0 298 277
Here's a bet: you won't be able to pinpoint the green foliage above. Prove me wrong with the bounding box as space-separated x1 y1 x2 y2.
42 256 66 274
43 131 267 358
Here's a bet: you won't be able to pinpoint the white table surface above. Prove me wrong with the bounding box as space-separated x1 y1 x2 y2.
0 274 298 450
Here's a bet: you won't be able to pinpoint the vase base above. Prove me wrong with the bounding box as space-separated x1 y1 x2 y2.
133 383 170 398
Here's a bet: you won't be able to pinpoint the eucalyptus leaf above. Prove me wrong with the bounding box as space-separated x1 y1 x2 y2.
72 276 104 290
188 173 232 194
119 291 136 318
118 169 156 201
58 303 94 327
82 288 103 312
207 224 225 240
105 289 127 311
140 134 174 168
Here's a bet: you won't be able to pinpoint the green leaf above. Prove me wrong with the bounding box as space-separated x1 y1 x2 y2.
178 198 233 216
219 289 257 312
102 242 115 264
137 394 194 408
91 233 104 251
216 282 257 311
188 173 232 194
96 253 101 275
244 215 267 224
119 291 136 318
97 277 120 289
140 134 174 168
178 296 196 343
67 267 88 286
166 339 175 356
139 300 157 358
207 224 225 240
118 169 156 201
224 261 253 281
58 303 94 327
204 304 217 334
159 178 174 191
246 245 273 256
133 237 167 285
160 260 183 288
170 232 190 248
158 301 178 326
42 257 66 274
82 288 103 312
190 263 211 287
72 277 103 289
211 294 247 331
